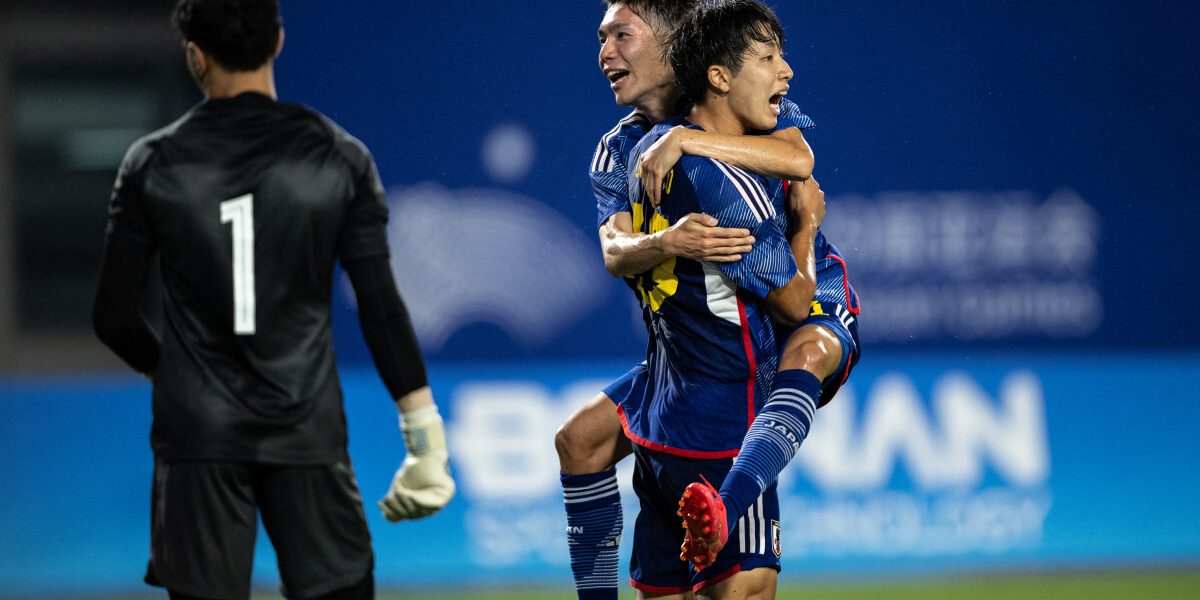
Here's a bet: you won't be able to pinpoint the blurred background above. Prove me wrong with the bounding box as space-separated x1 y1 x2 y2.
1 0 1197 597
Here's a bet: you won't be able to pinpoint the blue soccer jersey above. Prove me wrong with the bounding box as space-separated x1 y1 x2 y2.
590 99 813 231
618 124 796 457
592 110 653 229
618 111 858 457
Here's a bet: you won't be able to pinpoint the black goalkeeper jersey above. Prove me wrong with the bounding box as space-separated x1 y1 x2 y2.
105 92 391 464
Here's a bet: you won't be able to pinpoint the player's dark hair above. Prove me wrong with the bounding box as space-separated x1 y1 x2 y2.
668 0 785 103
173 0 281 71
605 0 699 43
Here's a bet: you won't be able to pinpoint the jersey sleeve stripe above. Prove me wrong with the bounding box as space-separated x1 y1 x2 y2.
711 159 773 223
592 111 645 174
591 140 610 172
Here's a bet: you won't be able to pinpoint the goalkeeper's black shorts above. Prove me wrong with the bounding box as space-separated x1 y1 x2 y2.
144 459 373 599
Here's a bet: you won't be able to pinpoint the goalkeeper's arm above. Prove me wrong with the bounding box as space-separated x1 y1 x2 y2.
345 256 455 521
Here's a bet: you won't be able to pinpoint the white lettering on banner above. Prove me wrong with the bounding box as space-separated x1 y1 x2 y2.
465 502 573 567
449 379 633 567
449 370 1051 564
821 188 1102 342
798 371 1049 490
781 489 1052 556
448 379 630 501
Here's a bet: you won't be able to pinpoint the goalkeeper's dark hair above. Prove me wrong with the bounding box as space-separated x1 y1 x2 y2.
605 0 699 44
668 0 786 103
173 0 281 71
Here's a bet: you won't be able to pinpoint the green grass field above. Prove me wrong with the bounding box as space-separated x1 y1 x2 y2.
376 570 1199 600
81 569 1199 600
295 570 1198 600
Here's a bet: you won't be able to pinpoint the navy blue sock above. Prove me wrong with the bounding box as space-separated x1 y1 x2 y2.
720 369 820 533
562 469 622 600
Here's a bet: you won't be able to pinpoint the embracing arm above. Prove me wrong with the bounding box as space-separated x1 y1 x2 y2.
638 126 814 205
600 211 754 277
762 177 826 329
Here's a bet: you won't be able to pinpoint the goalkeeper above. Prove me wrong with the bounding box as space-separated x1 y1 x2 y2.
91 0 453 598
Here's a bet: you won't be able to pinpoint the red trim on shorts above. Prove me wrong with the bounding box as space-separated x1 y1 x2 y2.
630 577 691 595
616 404 741 459
826 253 860 315
736 297 758 429
693 563 744 592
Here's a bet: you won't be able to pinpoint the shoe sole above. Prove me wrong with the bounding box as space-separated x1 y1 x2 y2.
676 479 727 572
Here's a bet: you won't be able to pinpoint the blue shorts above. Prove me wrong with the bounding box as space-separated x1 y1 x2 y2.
602 361 648 405
793 300 861 408
629 445 781 594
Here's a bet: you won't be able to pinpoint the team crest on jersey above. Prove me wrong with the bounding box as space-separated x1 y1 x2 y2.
771 520 781 557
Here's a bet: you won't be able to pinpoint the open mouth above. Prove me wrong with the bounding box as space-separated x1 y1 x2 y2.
606 69 630 85
769 90 786 108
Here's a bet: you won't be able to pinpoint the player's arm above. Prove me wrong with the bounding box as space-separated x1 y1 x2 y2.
639 127 812 206
763 177 826 328
92 242 160 376
92 143 160 377
599 211 754 277
695 159 816 329
339 146 453 522
343 256 454 522
593 138 754 277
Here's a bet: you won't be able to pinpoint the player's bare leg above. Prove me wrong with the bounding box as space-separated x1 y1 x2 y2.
776 323 842 378
557 391 633 599
696 567 777 600
556 392 632 474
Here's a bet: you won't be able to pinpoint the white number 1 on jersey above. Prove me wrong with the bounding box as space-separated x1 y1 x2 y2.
219 194 256 335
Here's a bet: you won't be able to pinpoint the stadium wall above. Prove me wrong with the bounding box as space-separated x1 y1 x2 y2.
1 354 1197 595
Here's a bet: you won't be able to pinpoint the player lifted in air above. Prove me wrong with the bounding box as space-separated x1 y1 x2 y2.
92 1 453 597
621 0 862 596
557 1 820 598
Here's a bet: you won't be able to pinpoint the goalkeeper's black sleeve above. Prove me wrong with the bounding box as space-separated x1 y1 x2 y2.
344 255 429 400
92 242 160 376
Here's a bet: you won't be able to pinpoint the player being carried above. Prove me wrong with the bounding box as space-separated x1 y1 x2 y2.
556 1 820 598
621 0 862 596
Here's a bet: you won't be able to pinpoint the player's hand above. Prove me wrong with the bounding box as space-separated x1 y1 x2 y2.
637 126 690 207
379 406 455 522
380 450 455 521
660 213 755 263
787 176 825 229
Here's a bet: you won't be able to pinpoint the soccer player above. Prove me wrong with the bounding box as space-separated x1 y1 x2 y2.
668 1 862 576
557 1 820 599
621 0 861 596
91 1 453 598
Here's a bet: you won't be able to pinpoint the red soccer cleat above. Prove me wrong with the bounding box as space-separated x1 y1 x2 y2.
676 475 728 572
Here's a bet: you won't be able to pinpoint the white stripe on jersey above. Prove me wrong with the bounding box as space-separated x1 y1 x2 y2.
591 111 644 173
757 495 767 555
702 262 740 325
711 159 773 223
836 304 856 328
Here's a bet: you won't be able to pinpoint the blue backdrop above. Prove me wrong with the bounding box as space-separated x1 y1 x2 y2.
266 1 1199 362
3 0 1199 595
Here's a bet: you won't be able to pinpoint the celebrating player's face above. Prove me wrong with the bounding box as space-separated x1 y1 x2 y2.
727 39 793 132
597 5 675 109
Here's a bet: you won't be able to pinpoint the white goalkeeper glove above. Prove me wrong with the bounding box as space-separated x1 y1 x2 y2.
379 403 456 522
